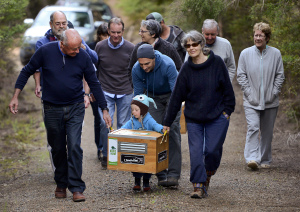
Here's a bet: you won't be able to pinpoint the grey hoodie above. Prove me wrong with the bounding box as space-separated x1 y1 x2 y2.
237 45 284 110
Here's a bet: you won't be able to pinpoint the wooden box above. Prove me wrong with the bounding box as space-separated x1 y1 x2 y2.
107 129 169 174
180 102 187 134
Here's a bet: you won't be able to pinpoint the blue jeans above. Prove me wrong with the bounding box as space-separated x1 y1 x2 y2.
43 102 86 193
187 113 229 183
105 93 133 129
97 107 109 157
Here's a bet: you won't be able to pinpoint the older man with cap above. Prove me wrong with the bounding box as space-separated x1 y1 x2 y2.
132 44 182 187
9 29 111 202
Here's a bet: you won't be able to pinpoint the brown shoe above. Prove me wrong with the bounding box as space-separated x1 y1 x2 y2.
73 192 85 202
55 187 66 198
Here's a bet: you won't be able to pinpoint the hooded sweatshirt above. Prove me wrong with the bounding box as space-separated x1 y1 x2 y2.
121 112 163 133
132 51 178 96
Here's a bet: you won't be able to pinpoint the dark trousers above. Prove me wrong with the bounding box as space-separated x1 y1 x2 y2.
91 100 102 151
43 102 86 193
148 92 182 180
187 113 229 183
133 172 152 179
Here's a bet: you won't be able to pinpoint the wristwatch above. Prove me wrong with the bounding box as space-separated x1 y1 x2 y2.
102 107 109 112
84 93 90 97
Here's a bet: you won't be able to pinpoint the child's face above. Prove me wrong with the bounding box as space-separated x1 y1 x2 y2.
131 104 141 119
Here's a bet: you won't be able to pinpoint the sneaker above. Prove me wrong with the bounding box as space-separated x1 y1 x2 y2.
143 178 151 192
101 156 107 170
190 184 207 199
133 185 141 191
260 164 270 169
167 177 179 187
247 160 258 170
133 177 141 191
157 178 168 187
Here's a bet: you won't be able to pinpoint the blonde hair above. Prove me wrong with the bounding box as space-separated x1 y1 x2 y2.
253 22 271 43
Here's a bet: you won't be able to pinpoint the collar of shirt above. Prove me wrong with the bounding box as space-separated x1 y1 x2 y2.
58 41 66 56
108 37 124 49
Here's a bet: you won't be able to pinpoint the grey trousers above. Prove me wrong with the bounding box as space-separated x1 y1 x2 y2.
148 92 182 180
244 106 278 165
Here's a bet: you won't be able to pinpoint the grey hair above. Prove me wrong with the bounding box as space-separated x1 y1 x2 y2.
50 11 67 23
202 19 219 32
108 17 125 30
141 19 161 38
60 30 68 45
181 30 210 55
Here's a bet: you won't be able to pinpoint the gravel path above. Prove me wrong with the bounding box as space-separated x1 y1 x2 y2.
1 81 300 211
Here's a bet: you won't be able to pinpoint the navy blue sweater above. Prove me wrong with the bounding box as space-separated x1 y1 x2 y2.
163 51 235 126
15 41 107 108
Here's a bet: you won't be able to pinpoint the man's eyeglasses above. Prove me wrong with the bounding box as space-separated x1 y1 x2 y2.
254 34 265 38
184 42 201 49
139 30 149 34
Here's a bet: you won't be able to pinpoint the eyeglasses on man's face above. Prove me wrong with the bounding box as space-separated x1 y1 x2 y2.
184 41 201 49
139 29 149 34
254 34 266 38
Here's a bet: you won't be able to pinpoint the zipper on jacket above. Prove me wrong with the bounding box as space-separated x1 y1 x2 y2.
260 54 264 108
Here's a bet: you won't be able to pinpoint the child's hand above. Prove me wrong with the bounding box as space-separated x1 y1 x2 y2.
162 126 170 133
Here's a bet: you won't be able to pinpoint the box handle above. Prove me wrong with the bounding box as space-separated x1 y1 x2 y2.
160 131 168 144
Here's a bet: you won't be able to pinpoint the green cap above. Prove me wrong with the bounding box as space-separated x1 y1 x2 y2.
146 12 163 23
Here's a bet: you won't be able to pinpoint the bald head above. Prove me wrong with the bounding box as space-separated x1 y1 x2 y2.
60 29 82 57
50 11 67 39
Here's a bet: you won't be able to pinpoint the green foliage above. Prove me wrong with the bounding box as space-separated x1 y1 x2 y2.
0 0 28 49
117 0 173 25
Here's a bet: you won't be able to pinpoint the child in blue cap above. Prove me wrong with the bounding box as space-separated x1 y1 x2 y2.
121 94 166 192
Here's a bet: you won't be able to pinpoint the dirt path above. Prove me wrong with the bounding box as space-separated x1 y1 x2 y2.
0 78 299 211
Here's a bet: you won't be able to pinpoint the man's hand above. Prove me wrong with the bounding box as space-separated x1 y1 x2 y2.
81 43 86 50
84 95 90 108
163 126 170 133
9 89 21 114
9 97 19 114
102 109 112 128
35 84 41 98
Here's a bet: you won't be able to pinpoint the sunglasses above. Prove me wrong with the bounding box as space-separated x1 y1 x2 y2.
184 42 201 49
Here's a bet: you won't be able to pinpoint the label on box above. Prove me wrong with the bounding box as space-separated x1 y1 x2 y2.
121 154 145 165
158 150 167 163
109 138 118 165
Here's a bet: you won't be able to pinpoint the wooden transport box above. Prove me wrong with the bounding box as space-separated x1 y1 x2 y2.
107 129 169 174
180 102 187 134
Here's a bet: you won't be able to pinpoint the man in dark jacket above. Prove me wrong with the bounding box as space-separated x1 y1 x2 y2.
9 29 111 202
146 12 186 62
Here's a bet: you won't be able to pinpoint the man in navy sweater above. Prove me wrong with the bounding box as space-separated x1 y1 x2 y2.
9 29 111 202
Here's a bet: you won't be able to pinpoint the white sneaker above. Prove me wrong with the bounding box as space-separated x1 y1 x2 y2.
260 164 270 169
247 160 258 170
